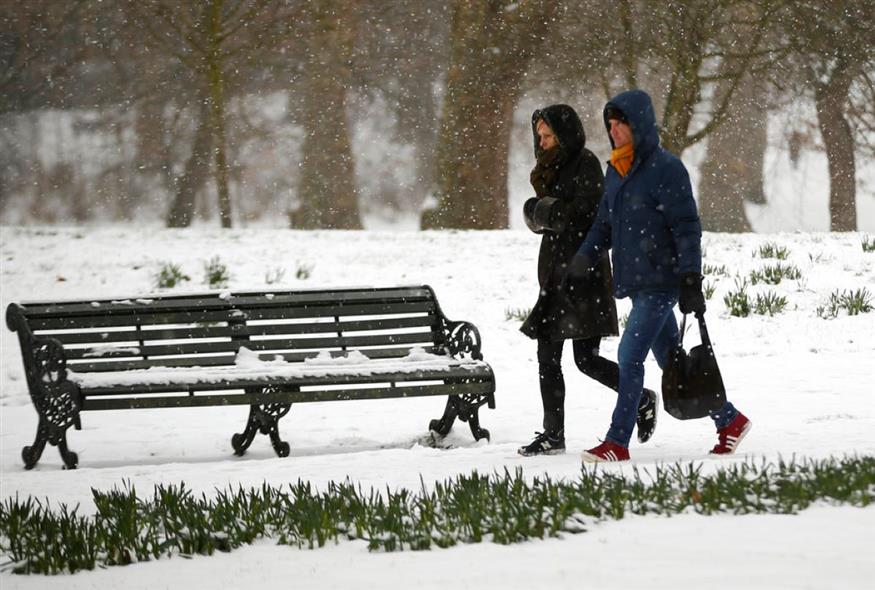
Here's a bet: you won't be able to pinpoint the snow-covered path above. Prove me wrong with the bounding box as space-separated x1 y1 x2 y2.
1 226 873 588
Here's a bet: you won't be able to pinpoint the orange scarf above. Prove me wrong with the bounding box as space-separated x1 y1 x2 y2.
610 143 634 177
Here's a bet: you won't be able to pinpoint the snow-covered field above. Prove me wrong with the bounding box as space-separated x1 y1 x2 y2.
1 226 874 589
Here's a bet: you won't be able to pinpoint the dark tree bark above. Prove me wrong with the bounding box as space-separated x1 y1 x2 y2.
698 76 768 232
290 0 361 229
205 0 233 228
423 0 556 230
814 57 858 232
783 1 872 231
167 99 213 227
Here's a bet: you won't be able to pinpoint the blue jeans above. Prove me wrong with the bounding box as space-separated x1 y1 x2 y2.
605 290 738 447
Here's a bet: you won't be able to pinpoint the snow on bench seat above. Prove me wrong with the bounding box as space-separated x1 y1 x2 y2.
68 346 489 390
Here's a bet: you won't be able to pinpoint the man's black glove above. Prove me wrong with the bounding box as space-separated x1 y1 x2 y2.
561 254 593 301
679 272 706 315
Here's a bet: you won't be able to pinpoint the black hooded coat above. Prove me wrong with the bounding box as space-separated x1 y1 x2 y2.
520 104 619 342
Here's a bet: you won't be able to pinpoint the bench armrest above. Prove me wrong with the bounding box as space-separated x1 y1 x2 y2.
7 305 82 431
444 320 483 361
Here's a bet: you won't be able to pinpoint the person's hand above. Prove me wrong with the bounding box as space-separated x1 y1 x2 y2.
523 197 545 234
562 254 592 300
679 272 706 315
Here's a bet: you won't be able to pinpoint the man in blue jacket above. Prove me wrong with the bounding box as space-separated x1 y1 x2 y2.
565 89 751 462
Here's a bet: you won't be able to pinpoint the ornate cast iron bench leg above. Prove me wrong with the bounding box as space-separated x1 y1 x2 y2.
429 397 459 437
23 414 79 470
22 417 49 470
232 387 292 458
429 392 491 442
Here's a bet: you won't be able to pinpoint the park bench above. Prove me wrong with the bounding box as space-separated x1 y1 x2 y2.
6 285 495 469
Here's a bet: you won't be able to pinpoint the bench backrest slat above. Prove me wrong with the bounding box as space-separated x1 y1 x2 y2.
42 315 436 346
15 287 450 374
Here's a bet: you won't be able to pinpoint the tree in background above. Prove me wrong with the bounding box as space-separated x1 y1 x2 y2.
0 0 89 114
133 0 289 228
558 0 781 232
353 0 450 215
423 0 558 229
640 0 782 158
0 1 90 218
697 74 770 233
289 0 362 229
782 1 874 231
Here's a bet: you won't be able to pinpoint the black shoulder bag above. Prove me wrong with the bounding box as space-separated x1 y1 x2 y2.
661 312 727 420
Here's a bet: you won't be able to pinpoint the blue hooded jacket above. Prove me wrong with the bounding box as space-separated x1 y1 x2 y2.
576 89 702 299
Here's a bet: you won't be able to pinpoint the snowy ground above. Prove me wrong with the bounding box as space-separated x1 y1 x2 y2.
1 226 874 589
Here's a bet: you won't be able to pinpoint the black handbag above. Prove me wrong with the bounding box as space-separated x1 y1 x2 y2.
662 312 727 420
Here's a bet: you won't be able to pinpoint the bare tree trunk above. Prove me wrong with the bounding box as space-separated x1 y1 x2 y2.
619 0 638 89
428 87 516 228
814 59 858 231
291 0 361 229
424 0 554 229
207 0 233 228
698 76 768 231
167 100 212 227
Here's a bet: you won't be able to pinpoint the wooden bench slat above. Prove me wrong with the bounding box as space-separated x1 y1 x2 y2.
42 316 438 346
66 345 444 372
62 331 439 361
77 365 493 395
81 381 494 411
28 301 437 331
20 287 436 318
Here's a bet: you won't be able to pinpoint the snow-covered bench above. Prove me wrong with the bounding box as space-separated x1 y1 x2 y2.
5 286 495 469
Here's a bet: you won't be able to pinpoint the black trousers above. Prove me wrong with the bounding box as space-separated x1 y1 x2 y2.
537 336 620 433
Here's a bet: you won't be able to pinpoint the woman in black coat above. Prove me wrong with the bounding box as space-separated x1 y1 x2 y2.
518 104 656 456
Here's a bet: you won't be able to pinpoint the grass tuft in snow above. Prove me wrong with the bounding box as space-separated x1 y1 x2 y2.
816 288 873 319
753 291 788 316
862 236 875 253
1 456 873 575
703 279 717 300
203 256 230 289
702 263 728 277
154 262 191 289
504 307 530 322
756 242 790 260
264 266 286 285
723 278 752 317
295 261 314 280
749 263 802 285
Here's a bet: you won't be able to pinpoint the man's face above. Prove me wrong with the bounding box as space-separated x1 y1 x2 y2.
536 119 558 151
609 118 633 149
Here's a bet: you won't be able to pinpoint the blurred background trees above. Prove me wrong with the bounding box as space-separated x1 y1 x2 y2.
0 0 872 231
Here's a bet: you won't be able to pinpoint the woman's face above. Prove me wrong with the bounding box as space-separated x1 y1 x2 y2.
536 119 558 151
609 118 633 149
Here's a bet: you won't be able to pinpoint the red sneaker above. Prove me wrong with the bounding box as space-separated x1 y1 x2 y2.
710 413 752 455
582 440 630 463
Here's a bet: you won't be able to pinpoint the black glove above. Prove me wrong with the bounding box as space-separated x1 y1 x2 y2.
532 197 567 233
523 198 544 234
679 272 706 315
561 254 593 300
